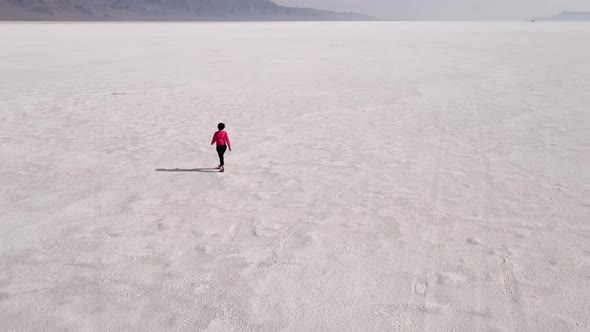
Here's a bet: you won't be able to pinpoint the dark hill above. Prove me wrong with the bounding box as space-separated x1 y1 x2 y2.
0 0 377 20
533 11 590 21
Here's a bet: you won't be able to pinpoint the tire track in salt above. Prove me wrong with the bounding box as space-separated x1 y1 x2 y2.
412 102 447 331
473 88 528 332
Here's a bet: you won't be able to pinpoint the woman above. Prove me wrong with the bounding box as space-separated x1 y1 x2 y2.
211 123 231 172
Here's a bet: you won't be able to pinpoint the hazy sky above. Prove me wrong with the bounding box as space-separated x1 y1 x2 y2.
275 0 590 20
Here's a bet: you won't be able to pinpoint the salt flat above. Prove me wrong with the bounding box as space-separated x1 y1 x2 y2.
0 22 589 331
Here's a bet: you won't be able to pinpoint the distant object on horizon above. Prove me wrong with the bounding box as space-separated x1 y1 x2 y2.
0 0 377 21
533 11 590 21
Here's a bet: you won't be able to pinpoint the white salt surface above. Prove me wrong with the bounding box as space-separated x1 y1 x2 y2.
0 22 589 331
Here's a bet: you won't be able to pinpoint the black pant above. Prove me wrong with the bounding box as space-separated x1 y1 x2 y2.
216 145 227 166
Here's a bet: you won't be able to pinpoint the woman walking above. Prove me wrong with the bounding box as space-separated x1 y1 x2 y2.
211 123 231 172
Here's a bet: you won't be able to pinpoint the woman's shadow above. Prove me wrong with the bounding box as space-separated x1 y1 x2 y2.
155 168 219 173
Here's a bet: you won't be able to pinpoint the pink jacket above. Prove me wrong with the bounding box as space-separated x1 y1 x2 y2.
211 130 231 149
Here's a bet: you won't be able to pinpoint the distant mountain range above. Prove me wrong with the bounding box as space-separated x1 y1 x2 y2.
0 0 377 21
533 11 590 21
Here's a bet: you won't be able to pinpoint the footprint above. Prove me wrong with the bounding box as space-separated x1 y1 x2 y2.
414 282 427 295
192 283 210 295
157 223 169 231
422 301 449 315
548 258 581 269
193 244 213 254
436 272 469 286
467 237 482 245
226 224 237 241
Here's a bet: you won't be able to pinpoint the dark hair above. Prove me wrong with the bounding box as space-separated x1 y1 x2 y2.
218 123 225 130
